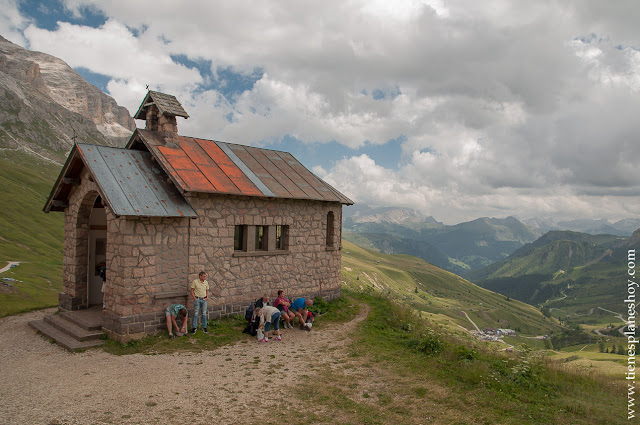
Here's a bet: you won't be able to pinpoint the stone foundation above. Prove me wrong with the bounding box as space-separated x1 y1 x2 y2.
58 292 85 311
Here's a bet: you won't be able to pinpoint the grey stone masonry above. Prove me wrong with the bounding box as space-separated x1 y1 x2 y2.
61 173 101 310
60 177 344 342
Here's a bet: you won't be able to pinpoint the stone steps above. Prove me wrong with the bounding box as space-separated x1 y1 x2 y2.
29 311 105 351
58 310 102 332
44 314 104 341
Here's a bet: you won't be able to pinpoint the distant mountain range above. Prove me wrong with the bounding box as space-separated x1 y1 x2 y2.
522 217 640 237
344 207 540 275
470 231 626 282
343 206 639 277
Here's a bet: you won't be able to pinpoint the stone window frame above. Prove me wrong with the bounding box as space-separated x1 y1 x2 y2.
255 225 266 250
233 224 290 257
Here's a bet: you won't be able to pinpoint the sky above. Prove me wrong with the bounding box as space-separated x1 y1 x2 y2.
1 0 640 224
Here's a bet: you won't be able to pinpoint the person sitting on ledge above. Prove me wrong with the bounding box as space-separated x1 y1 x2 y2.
274 289 295 329
165 303 188 339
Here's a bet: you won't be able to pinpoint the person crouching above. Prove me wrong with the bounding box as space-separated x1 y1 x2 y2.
165 304 188 339
258 304 282 342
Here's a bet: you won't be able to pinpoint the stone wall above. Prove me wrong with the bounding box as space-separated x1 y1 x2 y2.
186 194 343 309
106 194 343 341
61 179 344 341
102 214 190 340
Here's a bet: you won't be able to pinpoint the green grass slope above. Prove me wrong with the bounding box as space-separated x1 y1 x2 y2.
472 230 638 322
341 240 561 336
342 231 454 272
471 231 625 282
479 239 608 279
0 152 64 316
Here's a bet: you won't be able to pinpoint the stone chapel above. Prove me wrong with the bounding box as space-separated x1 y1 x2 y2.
44 91 353 341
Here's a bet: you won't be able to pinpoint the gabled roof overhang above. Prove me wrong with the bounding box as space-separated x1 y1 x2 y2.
44 143 198 218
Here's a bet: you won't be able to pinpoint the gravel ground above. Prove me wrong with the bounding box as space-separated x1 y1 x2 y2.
0 306 368 425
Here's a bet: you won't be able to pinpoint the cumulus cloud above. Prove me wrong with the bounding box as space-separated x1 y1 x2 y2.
5 0 640 222
0 0 29 45
24 20 203 97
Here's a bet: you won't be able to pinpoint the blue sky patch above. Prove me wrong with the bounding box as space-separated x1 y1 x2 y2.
214 66 264 99
263 135 406 173
20 0 107 33
372 89 386 100
170 54 214 81
170 55 263 101
371 85 401 101
75 67 112 92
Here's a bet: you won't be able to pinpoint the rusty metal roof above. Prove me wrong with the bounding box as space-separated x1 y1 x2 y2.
44 143 197 218
129 130 354 205
134 91 189 120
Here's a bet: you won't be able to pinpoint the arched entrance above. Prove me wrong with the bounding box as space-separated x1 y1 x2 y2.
65 190 103 310
88 196 107 307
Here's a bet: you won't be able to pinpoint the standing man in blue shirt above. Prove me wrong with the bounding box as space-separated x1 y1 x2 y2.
190 271 209 334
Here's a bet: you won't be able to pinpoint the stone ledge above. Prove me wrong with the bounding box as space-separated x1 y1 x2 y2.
232 250 290 257
154 292 188 300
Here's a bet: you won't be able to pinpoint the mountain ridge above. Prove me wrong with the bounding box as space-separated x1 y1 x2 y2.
0 35 135 163
471 229 637 316
344 212 540 274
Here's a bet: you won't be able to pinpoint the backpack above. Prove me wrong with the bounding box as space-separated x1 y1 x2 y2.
242 298 264 336
242 306 259 336
242 318 259 336
244 297 267 321
244 302 254 321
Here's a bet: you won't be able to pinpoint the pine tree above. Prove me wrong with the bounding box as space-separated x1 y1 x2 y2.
618 344 626 355
599 340 605 353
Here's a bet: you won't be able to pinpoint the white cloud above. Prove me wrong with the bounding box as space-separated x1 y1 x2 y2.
24 19 203 112
0 0 28 45
4 0 640 222
324 154 432 210
327 154 640 224
312 165 327 177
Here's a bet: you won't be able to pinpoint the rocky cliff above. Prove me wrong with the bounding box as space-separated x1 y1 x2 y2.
0 35 135 164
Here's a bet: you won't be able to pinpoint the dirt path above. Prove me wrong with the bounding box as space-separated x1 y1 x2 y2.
0 304 369 425
460 310 480 332
0 261 21 274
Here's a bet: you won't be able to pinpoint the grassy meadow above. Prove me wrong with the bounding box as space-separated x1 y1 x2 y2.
340 240 561 337
0 153 64 316
284 290 626 424
340 239 631 382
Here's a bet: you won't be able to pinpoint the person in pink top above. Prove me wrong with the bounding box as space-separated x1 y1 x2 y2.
273 289 295 329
